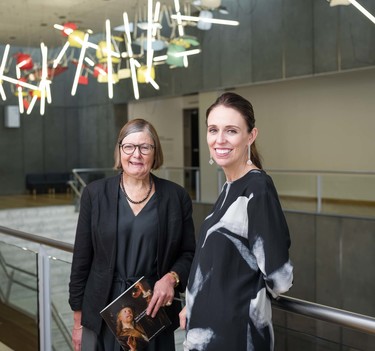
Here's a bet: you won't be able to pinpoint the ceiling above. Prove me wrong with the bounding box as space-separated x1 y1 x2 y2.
0 0 177 48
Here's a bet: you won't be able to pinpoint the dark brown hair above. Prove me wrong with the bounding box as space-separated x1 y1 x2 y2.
114 118 164 170
206 92 263 169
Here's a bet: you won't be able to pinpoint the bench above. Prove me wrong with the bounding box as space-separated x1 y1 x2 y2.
26 172 72 195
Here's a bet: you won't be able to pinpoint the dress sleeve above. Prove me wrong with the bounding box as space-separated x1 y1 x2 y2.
248 177 293 298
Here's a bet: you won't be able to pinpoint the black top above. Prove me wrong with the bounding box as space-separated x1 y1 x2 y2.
69 173 196 334
116 190 158 285
101 190 169 351
185 170 293 351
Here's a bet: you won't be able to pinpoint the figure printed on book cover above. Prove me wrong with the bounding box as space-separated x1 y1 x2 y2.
100 277 172 351
116 306 148 351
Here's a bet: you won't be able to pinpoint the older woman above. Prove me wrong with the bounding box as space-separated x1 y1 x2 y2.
69 118 196 351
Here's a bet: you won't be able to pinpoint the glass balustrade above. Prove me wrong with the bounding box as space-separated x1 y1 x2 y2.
273 309 375 350
0 241 38 316
217 169 375 217
49 256 74 350
0 238 186 351
0 241 39 350
270 171 375 217
68 167 375 216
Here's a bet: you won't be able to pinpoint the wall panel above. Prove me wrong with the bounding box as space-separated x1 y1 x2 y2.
284 0 314 77
251 0 284 82
313 0 340 73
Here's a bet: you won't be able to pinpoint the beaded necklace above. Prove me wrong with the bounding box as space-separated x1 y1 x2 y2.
120 174 153 204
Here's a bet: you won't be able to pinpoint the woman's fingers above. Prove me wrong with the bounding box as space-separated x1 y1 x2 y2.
179 306 187 329
146 277 174 317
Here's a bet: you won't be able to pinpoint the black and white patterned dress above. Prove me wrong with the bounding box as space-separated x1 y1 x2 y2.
184 170 293 351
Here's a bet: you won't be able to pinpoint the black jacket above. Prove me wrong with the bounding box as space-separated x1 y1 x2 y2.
69 173 196 333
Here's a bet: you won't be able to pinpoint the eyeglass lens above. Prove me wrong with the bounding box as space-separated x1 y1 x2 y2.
121 143 154 155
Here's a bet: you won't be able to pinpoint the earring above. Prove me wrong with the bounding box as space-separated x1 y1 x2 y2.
209 156 214 165
247 145 252 166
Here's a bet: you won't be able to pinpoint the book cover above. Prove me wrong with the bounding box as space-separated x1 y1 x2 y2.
100 276 171 351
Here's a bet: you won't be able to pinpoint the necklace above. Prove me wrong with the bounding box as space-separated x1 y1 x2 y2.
120 174 153 204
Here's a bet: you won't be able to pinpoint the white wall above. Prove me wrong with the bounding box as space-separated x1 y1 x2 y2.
128 96 185 169
127 95 200 186
235 68 375 172
129 68 375 203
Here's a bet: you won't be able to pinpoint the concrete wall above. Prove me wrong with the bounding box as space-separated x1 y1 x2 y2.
281 210 375 350
0 102 125 195
112 0 375 101
0 0 374 197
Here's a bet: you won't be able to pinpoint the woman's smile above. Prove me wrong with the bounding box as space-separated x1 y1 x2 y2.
215 148 232 156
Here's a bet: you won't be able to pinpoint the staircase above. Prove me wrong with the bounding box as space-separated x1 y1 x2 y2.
0 205 77 260
0 205 78 243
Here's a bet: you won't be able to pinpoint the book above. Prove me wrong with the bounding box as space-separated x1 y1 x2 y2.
100 276 172 351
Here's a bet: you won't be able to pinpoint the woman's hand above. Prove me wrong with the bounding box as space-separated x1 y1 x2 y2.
72 311 83 351
146 273 176 317
72 326 83 351
179 306 187 330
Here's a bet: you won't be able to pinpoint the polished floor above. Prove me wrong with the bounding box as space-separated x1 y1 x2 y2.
0 302 38 351
0 193 75 210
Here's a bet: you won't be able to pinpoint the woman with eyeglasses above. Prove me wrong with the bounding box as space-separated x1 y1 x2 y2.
69 118 196 351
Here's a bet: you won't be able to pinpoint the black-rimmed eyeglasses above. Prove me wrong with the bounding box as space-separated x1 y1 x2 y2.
119 143 155 155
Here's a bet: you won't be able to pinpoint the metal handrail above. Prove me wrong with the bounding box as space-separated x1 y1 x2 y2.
71 167 116 188
1 225 375 336
266 169 375 175
217 168 375 213
273 295 375 334
0 226 73 252
267 169 375 214
70 167 375 213
70 167 202 203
